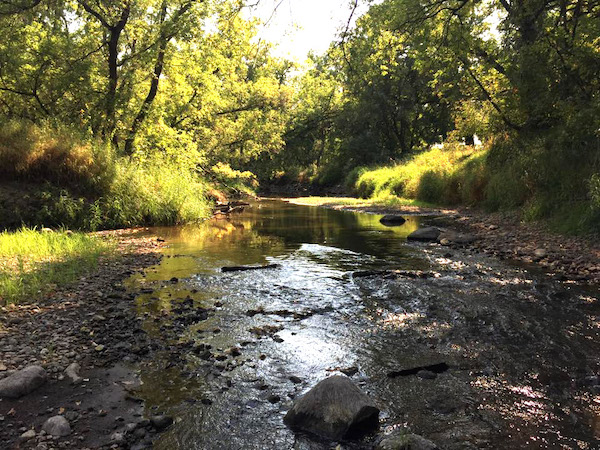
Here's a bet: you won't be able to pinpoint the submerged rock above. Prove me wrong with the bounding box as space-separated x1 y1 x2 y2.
284 375 380 441
377 431 439 450
221 264 280 272
407 227 442 242
42 415 71 437
0 365 46 398
150 415 173 431
380 215 406 226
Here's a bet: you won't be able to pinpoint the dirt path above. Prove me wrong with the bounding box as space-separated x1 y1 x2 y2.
0 229 167 449
283 197 600 285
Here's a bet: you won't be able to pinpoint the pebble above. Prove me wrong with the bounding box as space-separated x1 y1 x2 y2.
20 429 36 440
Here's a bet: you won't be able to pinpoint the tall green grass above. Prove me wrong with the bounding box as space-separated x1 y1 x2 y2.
347 144 488 206
0 121 213 230
346 140 600 234
0 228 111 304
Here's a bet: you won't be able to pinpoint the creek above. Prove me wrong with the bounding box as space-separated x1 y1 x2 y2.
125 200 600 449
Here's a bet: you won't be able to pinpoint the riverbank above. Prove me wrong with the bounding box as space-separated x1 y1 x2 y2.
0 229 167 448
283 196 600 285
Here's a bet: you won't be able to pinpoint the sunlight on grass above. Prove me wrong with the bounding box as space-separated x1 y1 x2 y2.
0 228 113 304
347 144 488 206
286 195 434 209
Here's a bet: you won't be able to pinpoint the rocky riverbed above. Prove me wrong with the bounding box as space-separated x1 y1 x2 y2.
0 229 167 449
1 201 599 449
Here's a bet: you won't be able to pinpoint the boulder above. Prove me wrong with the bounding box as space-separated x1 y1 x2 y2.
380 215 406 226
0 365 46 398
42 415 71 437
407 227 441 242
377 432 438 450
284 375 379 441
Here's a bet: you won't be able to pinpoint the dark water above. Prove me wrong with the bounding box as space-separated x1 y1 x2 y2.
125 200 600 449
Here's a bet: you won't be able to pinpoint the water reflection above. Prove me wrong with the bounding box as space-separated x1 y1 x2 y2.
124 200 600 450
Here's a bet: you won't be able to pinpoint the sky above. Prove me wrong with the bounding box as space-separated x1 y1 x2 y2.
245 0 372 62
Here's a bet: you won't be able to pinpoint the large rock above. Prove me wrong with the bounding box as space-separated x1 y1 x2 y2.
407 227 441 242
380 215 406 226
283 375 380 441
377 432 439 450
0 365 46 398
42 415 71 437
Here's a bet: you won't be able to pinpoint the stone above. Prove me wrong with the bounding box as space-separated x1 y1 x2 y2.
0 365 47 399
150 415 173 431
64 363 82 385
437 231 477 244
283 375 380 441
534 248 547 259
42 416 71 437
110 431 125 443
377 432 439 450
380 215 406 226
407 227 442 242
289 375 303 384
20 429 36 440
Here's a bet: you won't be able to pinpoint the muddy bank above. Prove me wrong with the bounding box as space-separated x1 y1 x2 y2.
0 229 166 449
283 197 600 285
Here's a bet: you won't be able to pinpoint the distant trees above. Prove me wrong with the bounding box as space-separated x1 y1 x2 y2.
281 0 599 215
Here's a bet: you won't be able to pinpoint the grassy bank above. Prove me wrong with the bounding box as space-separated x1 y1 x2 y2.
344 142 600 235
0 121 214 231
0 228 112 304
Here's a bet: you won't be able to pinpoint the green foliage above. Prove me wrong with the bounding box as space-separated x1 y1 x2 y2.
0 228 111 304
209 162 259 195
0 120 115 193
350 144 487 204
0 121 211 230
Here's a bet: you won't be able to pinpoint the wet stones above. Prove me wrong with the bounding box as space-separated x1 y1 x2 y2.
150 415 173 431
42 415 71 437
377 431 439 450
249 325 283 338
284 376 380 441
0 365 46 398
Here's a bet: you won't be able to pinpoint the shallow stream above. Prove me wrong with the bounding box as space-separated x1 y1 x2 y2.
125 200 600 449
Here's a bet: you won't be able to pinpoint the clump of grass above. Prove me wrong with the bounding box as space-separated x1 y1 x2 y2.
347 144 488 205
0 228 112 304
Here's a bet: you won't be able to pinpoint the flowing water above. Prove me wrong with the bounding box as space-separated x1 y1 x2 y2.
125 200 600 449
